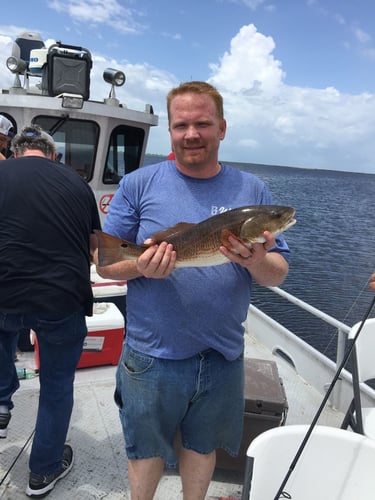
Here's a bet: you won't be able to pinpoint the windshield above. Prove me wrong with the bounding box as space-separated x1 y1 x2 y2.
34 116 99 180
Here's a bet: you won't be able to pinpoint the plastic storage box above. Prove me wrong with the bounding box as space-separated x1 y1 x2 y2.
34 302 125 369
215 357 288 472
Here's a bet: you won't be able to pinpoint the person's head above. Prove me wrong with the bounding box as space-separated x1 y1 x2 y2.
11 124 56 159
166 81 227 177
0 115 14 154
167 81 224 123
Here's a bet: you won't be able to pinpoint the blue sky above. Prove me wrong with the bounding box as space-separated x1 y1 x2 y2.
1 0 375 173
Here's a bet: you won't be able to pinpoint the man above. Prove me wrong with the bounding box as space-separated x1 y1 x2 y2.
0 114 14 160
0 125 101 497
0 116 36 354
370 273 375 291
96 81 290 500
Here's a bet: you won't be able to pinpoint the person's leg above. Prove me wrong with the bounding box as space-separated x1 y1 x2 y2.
29 311 86 474
128 457 164 500
0 313 21 437
115 344 170 498
179 448 216 500
179 350 244 499
115 343 198 497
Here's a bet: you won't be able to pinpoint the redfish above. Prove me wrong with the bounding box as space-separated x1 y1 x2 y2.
95 205 296 268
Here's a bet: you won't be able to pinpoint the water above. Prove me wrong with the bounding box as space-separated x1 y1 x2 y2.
143 155 375 359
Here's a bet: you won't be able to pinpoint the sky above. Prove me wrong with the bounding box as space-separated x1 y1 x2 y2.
1 0 375 173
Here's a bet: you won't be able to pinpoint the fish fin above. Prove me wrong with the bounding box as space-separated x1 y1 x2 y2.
220 230 241 251
151 222 196 243
221 230 253 253
95 230 146 266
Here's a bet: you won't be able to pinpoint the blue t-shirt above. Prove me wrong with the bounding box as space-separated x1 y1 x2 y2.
104 160 290 360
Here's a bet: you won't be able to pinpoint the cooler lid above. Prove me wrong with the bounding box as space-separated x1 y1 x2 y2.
86 302 125 330
244 358 288 416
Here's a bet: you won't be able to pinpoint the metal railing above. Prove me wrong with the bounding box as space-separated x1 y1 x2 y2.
268 286 351 368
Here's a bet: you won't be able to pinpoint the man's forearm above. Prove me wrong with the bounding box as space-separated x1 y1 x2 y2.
246 252 289 287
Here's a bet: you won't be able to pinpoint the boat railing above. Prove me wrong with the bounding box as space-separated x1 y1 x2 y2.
260 286 357 410
268 286 351 369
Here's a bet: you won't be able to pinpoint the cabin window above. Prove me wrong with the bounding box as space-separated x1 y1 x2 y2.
33 116 99 181
103 125 145 184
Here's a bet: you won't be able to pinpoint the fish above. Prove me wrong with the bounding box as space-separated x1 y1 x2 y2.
95 205 296 268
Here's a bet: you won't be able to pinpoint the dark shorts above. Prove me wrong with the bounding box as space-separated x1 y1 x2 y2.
114 342 245 467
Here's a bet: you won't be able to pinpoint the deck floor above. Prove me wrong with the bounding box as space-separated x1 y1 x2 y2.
0 356 244 499
0 334 344 499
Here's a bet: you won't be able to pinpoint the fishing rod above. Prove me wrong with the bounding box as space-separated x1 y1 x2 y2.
272 293 375 500
0 429 35 488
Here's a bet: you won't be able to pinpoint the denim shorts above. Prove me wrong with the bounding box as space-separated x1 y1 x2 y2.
114 342 244 467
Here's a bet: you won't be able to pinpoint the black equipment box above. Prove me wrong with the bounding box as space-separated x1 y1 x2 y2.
216 357 288 472
44 41 92 100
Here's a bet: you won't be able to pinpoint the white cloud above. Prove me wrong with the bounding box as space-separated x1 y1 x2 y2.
352 26 371 45
161 32 182 41
47 0 146 34
0 32 18 88
1 22 375 172
209 24 285 94
205 24 375 172
235 0 266 9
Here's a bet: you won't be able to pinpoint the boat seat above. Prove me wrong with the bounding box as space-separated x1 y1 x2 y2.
341 318 375 438
241 424 375 500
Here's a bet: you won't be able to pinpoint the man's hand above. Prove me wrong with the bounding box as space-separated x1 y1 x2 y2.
136 242 177 278
219 231 288 287
219 231 275 267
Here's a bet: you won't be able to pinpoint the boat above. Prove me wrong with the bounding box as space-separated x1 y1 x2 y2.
0 31 158 224
1 32 375 500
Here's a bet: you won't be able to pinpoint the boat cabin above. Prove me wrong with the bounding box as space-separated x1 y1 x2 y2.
0 32 159 223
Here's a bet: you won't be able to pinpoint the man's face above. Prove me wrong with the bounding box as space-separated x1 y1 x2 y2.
168 93 226 170
0 134 10 152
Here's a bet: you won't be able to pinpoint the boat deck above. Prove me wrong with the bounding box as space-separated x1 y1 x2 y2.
0 331 344 500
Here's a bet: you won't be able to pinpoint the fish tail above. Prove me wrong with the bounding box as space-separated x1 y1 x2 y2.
95 230 139 266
